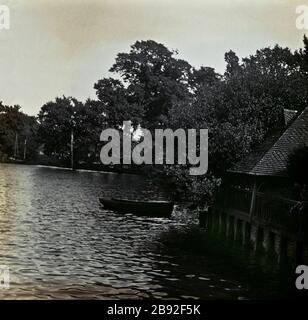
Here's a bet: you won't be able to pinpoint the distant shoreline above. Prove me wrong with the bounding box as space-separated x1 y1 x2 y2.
0 161 144 176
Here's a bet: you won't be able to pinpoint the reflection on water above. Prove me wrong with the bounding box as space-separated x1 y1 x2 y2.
0 164 292 299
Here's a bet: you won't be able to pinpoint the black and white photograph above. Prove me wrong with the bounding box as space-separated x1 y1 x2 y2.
0 0 308 311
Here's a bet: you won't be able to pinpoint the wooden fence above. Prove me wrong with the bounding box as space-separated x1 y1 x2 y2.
217 188 308 239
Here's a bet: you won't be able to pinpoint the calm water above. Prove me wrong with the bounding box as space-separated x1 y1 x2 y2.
0 164 293 299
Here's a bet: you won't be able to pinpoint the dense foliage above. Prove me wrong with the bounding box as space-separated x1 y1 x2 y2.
2 36 308 206
0 102 38 161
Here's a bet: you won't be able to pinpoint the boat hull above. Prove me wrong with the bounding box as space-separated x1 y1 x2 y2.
99 198 173 218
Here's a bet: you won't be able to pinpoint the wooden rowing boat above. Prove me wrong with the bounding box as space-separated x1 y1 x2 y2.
99 197 174 217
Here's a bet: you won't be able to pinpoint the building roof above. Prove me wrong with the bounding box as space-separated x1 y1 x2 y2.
229 107 308 177
284 109 298 126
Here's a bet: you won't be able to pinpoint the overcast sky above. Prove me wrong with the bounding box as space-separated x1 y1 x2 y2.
0 0 306 115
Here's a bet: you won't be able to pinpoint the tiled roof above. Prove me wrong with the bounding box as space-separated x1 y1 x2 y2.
284 109 298 126
229 107 308 177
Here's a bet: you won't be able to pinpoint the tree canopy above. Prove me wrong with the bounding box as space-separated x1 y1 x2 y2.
102 40 193 129
0 102 38 161
3 36 308 205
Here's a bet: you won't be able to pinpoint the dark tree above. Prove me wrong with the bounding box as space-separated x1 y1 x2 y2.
38 96 85 164
94 78 143 129
107 40 193 128
224 50 241 79
0 102 38 161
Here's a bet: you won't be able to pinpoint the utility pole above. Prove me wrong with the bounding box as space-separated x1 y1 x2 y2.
71 129 74 170
14 133 19 159
70 104 76 171
23 139 27 160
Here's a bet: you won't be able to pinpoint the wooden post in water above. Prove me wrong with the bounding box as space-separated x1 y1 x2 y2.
233 218 239 241
225 215 230 238
242 222 251 246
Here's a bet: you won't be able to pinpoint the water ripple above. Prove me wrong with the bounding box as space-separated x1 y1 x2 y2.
0 164 251 299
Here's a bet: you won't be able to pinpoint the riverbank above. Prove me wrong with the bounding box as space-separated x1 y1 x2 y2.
1 159 143 175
